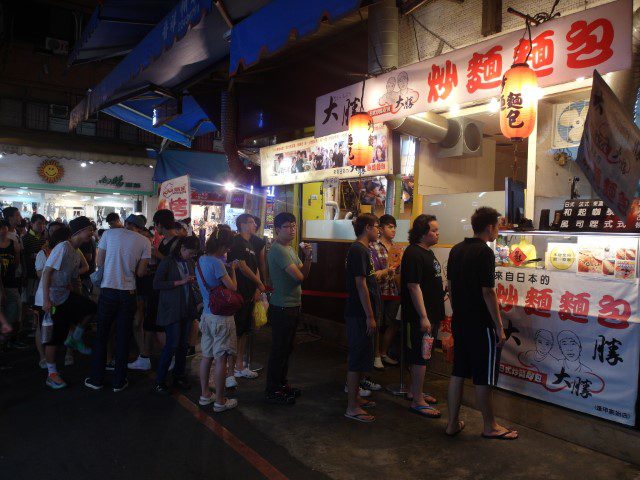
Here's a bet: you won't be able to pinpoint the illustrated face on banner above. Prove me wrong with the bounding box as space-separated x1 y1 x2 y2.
558 331 582 361
535 330 554 356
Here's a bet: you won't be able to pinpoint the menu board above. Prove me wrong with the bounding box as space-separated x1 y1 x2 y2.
559 199 606 231
577 237 637 280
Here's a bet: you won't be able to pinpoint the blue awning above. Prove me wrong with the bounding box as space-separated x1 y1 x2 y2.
68 0 174 66
69 0 269 146
152 149 229 194
229 0 362 75
103 95 214 147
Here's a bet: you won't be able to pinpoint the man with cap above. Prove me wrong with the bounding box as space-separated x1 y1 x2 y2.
85 211 151 392
35 216 98 389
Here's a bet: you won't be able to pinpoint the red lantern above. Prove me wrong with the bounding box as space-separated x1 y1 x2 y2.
499 63 538 142
348 112 374 168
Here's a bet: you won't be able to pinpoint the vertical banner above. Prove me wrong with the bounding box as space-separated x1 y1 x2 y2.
495 267 639 426
158 174 191 220
576 71 640 220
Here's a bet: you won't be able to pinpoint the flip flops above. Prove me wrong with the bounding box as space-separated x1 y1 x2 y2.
406 393 437 404
481 429 519 440
409 404 442 418
445 420 465 437
344 412 375 423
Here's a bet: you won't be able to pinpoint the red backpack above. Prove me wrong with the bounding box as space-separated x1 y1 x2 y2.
196 259 243 316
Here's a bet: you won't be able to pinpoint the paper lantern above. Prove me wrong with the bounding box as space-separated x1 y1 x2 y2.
499 63 538 142
348 112 374 168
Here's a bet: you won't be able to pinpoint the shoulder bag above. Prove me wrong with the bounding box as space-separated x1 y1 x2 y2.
196 260 243 316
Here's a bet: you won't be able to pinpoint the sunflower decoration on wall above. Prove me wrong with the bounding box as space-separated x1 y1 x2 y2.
38 159 64 184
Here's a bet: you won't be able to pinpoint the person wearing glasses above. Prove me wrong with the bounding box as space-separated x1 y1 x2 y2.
264 213 312 405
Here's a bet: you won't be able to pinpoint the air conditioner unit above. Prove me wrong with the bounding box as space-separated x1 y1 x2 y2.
436 117 484 158
45 37 69 55
49 104 68 118
552 100 589 150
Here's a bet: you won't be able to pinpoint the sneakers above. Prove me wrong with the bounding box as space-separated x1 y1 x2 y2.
84 378 103 390
360 377 382 391
374 356 385 371
234 368 259 379
214 398 238 412
265 389 296 405
344 385 372 398
381 354 399 366
186 346 196 358
64 350 74 366
154 383 171 395
173 376 191 391
46 373 67 389
199 395 215 406
113 380 129 393
64 337 92 355
127 356 151 371
38 359 47 369
225 376 238 388
105 360 115 371
282 384 302 398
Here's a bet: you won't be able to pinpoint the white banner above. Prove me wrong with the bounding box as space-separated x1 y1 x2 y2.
158 175 191 220
260 124 390 186
495 267 639 426
576 71 640 220
315 0 632 137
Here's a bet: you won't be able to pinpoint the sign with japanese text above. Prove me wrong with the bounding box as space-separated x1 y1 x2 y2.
495 266 639 426
158 174 191 220
260 124 389 186
315 0 632 137
577 70 640 220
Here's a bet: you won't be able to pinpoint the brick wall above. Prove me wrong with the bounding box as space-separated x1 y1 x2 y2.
399 0 619 67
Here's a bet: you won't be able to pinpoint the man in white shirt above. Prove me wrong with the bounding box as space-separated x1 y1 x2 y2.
85 220 151 392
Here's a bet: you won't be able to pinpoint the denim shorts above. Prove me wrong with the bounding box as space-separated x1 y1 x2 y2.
346 316 374 373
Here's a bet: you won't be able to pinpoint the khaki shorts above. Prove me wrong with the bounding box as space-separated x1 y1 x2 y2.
200 312 237 359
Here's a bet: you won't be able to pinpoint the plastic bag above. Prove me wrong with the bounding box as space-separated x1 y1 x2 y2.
41 311 54 344
253 293 269 329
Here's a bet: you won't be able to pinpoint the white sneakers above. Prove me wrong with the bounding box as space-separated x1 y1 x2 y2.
199 395 215 406
373 357 384 370
234 367 259 379
381 354 399 366
225 375 238 388
127 356 151 371
344 385 372 397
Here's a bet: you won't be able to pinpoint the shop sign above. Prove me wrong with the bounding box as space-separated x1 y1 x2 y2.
260 124 389 186
495 267 639 426
190 190 226 204
38 159 65 184
97 175 141 189
577 71 640 220
158 174 191 220
315 0 632 137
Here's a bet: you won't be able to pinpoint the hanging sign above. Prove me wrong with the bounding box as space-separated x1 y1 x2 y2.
315 0 632 137
260 124 390 186
576 70 640 220
158 174 191 220
495 267 639 426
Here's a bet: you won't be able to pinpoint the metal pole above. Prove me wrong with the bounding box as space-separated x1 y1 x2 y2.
386 318 407 396
245 324 263 372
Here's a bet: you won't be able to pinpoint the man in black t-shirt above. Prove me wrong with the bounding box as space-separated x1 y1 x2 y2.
401 214 444 419
344 214 381 423
445 207 518 440
227 214 265 383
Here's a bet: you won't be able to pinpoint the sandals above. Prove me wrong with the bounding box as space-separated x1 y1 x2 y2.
344 412 375 423
406 393 437 404
446 420 465 437
213 398 238 413
409 404 441 418
481 429 519 440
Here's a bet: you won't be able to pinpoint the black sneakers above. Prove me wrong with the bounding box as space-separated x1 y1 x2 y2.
282 384 302 398
154 383 171 395
265 389 296 405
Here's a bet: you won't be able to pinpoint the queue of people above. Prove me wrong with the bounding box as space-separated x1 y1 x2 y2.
0 204 517 440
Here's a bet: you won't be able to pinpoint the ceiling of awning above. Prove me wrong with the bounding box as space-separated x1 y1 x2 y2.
68 0 175 66
229 0 363 76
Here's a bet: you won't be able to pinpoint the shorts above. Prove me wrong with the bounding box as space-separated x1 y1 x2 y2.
25 278 39 306
233 301 254 337
407 317 441 366
381 299 401 328
346 316 374 373
200 312 237 359
43 292 97 346
451 326 499 386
